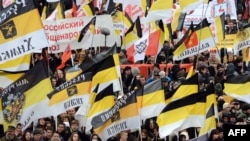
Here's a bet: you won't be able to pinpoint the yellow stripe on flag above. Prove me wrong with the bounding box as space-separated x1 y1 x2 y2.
1 61 53 131
158 103 206 125
157 89 211 137
65 68 83 81
186 66 195 79
88 95 115 117
85 83 115 132
93 91 140 140
0 99 3 125
41 5 47 20
56 2 64 19
49 81 91 106
214 13 225 42
172 7 181 32
166 73 198 104
0 71 24 88
0 9 44 43
179 0 203 13
224 83 250 96
242 47 250 62
146 0 173 22
0 54 31 72
224 74 250 104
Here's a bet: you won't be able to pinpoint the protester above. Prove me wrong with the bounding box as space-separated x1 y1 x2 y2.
68 132 81 141
21 131 32 141
89 134 102 141
0 126 19 141
32 129 43 141
44 127 54 141
50 132 61 141
208 129 220 141
2 1 250 141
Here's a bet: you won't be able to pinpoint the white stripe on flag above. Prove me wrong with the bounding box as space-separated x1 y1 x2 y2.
159 115 205 138
0 29 48 63
98 116 140 141
140 102 165 120
49 95 90 116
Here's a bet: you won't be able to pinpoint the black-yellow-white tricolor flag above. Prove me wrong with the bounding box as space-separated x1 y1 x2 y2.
0 0 48 63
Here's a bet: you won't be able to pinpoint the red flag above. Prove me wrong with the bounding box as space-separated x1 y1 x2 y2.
72 0 78 17
57 44 72 70
127 43 136 63
145 29 161 56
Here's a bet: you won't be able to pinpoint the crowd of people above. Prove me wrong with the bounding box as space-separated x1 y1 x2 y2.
1 0 250 141
2 41 250 141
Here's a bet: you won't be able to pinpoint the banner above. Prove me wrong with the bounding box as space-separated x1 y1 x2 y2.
216 34 236 49
43 15 118 53
121 0 144 21
183 4 212 26
43 16 93 53
234 27 250 52
183 0 237 27
209 0 237 20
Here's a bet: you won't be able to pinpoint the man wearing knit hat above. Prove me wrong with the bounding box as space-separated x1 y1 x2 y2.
219 102 231 120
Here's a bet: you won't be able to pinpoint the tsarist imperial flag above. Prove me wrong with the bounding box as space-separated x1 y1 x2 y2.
0 54 31 72
0 61 53 131
85 83 116 132
47 72 92 116
0 0 49 63
157 87 212 138
174 18 216 60
145 0 173 23
137 79 165 120
224 74 250 104
234 25 250 52
179 0 205 13
92 90 140 141
214 13 225 42
0 71 24 89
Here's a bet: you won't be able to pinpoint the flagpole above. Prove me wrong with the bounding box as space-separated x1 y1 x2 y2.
32 53 35 67
90 17 96 52
195 2 209 69
215 46 222 63
121 0 126 49
71 54 75 67
222 39 227 65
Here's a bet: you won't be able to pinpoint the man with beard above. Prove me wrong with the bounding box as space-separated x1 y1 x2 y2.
0 126 19 141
